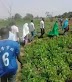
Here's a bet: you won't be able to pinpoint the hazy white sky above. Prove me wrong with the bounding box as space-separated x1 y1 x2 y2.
0 0 72 18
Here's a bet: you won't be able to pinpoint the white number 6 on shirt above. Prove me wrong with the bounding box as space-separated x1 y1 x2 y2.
2 52 9 66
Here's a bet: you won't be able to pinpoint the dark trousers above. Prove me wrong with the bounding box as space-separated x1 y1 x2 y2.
64 26 69 34
1 74 16 82
40 28 45 37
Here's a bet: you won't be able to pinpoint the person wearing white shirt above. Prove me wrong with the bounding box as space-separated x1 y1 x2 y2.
10 22 19 42
23 23 30 44
7 27 15 41
8 31 16 41
29 20 35 41
40 18 45 38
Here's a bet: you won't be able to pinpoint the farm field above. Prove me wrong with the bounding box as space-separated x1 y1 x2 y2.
0 19 72 82
21 35 72 82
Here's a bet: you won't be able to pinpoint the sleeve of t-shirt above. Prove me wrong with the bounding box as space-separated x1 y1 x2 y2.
15 42 20 56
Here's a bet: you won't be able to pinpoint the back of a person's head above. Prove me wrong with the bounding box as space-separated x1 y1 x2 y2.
56 20 58 23
31 20 33 22
0 27 9 39
42 18 44 21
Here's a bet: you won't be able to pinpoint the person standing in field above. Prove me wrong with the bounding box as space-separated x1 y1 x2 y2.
62 18 69 35
8 26 16 41
59 18 63 27
29 20 35 41
0 27 23 82
10 22 20 42
48 21 59 37
23 23 30 45
40 18 45 38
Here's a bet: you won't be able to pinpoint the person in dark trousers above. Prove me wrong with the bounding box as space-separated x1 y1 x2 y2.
0 27 23 82
40 18 45 38
60 18 63 27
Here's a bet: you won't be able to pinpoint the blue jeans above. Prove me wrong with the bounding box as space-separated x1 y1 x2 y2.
31 31 35 41
1 73 16 82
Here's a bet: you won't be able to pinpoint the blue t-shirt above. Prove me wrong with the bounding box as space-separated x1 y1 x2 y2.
0 40 20 77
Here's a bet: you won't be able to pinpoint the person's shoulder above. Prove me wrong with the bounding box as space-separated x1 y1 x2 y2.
11 25 15 28
14 25 18 28
6 40 15 43
11 40 18 44
40 20 44 23
0 40 14 44
31 22 34 25
40 20 42 22
9 40 19 47
12 25 18 28
30 22 33 24
40 21 42 23
6 40 16 43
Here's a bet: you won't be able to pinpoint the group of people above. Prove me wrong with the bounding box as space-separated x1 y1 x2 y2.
22 18 45 44
22 18 69 44
0 17 70 82
22 20 35 44
48 18 69 37
0 18 45 82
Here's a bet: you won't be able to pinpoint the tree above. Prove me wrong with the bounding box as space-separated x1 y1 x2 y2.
45 12 53 18
14 13 22 20
24 13 34 20
34 15 40 19
56 12 72 18
45 12 53 22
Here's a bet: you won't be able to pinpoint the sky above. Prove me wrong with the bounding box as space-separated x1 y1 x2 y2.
0 0 72 19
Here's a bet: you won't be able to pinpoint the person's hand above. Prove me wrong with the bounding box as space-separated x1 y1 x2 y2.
21 63 23 69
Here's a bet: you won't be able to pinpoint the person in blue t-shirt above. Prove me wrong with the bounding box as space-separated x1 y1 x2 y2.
0 27 23 82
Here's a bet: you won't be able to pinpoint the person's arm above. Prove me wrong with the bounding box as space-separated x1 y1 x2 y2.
16 27 20 41
17 55 23 68
15 43 23 69
33 23 35 30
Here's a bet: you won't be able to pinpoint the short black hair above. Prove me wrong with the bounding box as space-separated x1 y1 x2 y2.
56 21 58 22
42 18 44 21
0 27 9 38
31 20 33 22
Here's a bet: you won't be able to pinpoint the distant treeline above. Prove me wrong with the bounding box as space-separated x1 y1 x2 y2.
55 12 72 18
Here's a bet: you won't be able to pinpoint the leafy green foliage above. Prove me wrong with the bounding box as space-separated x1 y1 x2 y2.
21 34 72 82
0 17 72 82
56 12 72 18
